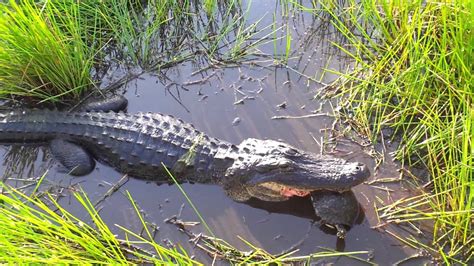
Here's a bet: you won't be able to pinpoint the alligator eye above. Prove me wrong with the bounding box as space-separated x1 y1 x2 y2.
285 148 299 156
271 149 282 155
279 161 291 168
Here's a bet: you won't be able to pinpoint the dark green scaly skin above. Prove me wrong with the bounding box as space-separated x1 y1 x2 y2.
0 109 370 202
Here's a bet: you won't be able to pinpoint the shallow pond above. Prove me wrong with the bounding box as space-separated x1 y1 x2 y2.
0 1 432 264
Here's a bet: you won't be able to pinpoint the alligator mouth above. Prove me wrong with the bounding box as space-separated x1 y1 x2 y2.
250 162 371 194
259 182 313 198
280 186 311 197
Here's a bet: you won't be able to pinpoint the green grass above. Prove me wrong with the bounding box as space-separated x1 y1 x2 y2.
0 177 374 264
0 0 278 103
0 0 96 103
0 180 196 264
293 0 472 262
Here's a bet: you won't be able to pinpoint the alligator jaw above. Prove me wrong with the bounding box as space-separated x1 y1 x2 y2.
245 156 371 192
259 182 312 198
224 138 371 201
249 161 370 200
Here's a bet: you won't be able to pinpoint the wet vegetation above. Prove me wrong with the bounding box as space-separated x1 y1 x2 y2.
0 179 196 264
299 1 472 263
0 0 472 264
0 0 274 104
0 178 372 264
0 0 94 102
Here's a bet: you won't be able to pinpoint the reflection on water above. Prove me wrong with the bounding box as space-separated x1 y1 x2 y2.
1 145 51 181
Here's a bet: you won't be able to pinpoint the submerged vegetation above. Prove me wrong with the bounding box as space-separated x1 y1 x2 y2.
296 0 472 262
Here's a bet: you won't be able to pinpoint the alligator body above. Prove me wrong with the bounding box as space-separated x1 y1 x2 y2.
0 106 370 202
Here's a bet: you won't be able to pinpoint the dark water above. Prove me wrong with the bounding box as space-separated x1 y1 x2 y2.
0 1 432 264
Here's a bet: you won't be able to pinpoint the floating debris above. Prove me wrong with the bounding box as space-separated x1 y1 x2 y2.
273 234 283 240
233 96 247 105
277 101 287 109
183 71 217 86
271 113 331 120
232 117 241 126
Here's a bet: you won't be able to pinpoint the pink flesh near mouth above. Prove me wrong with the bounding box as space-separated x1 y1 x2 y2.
280 187 310 197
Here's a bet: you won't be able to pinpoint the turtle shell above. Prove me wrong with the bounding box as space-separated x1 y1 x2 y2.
311 190 361 227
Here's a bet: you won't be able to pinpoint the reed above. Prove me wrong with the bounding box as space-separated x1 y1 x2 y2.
0 0 272 103
298 0 472 262
0 0 96 103
0 180 196 264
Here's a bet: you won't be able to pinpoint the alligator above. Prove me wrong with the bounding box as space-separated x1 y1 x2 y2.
0 96 370 202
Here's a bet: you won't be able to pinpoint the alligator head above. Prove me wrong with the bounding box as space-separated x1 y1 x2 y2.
223 138 370 202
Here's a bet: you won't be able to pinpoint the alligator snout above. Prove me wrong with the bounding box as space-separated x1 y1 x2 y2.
335 162 370 191
292 159 370 192
233 138 371 199
354 163 371 183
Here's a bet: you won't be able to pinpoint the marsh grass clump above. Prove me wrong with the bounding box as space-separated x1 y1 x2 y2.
302 0 472 262
0 0 96 103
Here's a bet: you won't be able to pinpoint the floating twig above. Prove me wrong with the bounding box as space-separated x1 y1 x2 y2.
93 174 129 207
271 113 331 120
183 71 217 86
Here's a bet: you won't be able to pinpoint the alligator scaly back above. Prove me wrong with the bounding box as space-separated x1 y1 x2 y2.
0 108 370 201
0 110 235 182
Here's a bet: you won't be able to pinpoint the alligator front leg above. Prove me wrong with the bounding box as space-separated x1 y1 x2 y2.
49 95 127 176
49 139 95 176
